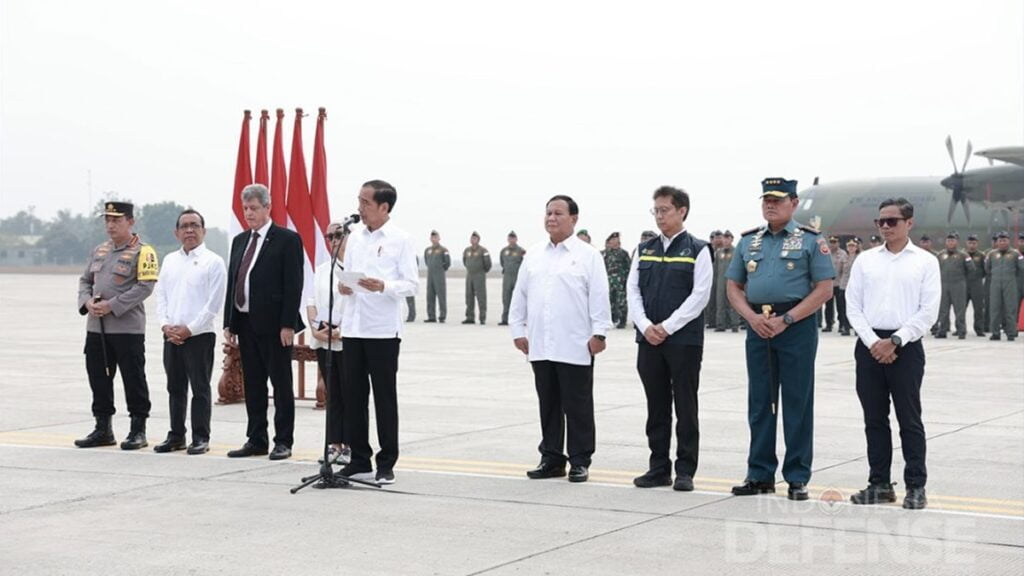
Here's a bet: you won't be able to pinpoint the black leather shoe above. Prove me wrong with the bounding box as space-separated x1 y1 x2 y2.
74 417 116 448
1009 336 1017 341
497 321 509 326
787 482 809 501
423 318 437 323
226 442 268 458
153 437 186 453
713 328 726 332
822 326 833 333
526 461 566 479
956 332 966 340
568 465 589 483
731 480 775 496
934 332 947 339
850 482 897 505
187 440 210 455
673 475 695 492
990 335 1001 341
633 470 671 488
268 444 292 460
461 319 475 324
903 487 928 510
120 417 148 450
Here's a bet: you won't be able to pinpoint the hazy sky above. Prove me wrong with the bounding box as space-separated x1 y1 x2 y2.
2 0 1021 249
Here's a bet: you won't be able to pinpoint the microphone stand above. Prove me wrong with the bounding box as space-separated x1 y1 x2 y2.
292 224 380 493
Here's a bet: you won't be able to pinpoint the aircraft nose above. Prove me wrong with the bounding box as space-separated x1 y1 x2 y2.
940 174 959 190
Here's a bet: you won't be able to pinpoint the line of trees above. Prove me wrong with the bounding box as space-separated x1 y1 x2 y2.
0 201 228 265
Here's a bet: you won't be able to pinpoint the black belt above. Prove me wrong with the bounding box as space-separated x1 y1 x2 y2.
747 301 800 314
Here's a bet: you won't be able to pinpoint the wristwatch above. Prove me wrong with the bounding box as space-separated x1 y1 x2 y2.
593 335 606 341
890 335 903 348
782 313 795 326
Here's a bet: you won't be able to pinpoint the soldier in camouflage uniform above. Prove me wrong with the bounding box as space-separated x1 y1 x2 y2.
498 231 526 326
602 232 632 329
462 231 491 324
75 202 159 450
423 230 451 323
986 231 1024 341
714 231 740 331
707 230 723 328
964 234 987 337
936 232 972 339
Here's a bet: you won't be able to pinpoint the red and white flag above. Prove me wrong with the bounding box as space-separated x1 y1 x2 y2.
285 108 323 314
229 110 253 239
269 109 289 227
255 109 269 187
310 107 332 265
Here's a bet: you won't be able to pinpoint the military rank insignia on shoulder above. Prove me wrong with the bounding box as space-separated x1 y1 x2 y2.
798 225 820 235
740 226 761 237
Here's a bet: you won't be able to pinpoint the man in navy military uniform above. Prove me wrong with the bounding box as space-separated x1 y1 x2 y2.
725 178 835 501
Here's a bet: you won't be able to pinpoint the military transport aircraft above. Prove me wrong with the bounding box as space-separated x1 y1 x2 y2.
796 137 1024 243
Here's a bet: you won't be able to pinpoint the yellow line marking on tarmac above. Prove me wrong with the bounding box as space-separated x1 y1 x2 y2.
3 431 1022 517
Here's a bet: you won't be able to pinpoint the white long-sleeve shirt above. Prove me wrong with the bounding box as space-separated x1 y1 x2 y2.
307 260 345 351
155 243 227 336
626 230 714 335
846 241 941 348
341 220 419 339
509 234 612 366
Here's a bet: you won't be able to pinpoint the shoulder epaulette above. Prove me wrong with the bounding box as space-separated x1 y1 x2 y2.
798 225 820 235
740 226 762 237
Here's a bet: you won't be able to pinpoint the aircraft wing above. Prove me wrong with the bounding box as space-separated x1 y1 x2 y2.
975 146 1024 167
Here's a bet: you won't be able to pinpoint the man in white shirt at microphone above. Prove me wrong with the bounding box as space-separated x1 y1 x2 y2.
846 197 940 510
154 209 227 455
509 195 612 484
337 181 418 485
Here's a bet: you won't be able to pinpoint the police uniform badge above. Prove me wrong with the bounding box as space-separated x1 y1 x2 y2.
786 261 795 271
747 260 757 273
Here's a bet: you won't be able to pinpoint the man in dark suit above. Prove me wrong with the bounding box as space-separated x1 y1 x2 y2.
223 183 305 460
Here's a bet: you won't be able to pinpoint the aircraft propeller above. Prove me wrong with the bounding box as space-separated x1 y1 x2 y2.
941 135 972 223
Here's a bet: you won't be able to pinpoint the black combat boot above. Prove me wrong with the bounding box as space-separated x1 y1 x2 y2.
120 416 148 450
74 416 116 448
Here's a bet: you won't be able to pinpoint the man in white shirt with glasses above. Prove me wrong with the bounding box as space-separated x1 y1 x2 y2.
846 197 940 510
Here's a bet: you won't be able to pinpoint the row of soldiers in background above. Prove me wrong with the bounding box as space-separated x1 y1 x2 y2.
821 229 1024 341
918 230 1024 341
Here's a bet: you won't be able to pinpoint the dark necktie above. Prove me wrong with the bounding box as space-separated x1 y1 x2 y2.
234 231 260 308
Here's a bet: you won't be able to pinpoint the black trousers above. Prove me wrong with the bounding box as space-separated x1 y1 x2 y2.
531 360 595 468
315 348 346 445
855 331 927 488
235 313 295 449
85 332 150 418
163 333 214 442
637 343 702 477
825 287 847 328
342 337 400 472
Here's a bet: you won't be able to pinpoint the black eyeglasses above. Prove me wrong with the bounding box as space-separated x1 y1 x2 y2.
874 217 907 228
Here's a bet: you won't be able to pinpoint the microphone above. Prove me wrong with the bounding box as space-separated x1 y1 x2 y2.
341 214 360 226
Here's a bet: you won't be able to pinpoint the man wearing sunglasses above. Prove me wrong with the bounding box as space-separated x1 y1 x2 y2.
845 198 940 510
726 178 835 502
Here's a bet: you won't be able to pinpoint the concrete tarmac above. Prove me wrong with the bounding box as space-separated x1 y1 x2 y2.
1 274 1022 575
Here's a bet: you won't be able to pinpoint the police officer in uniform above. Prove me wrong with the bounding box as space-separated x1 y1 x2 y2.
714 231 740 332
964 234 987 337
602 232 632 329
75 202 159 450
462 231 491 324
869 235 883 249
986 231 1023 341
423 230 451 323
499 231 526 326
936 232 972 339
726 178 835 501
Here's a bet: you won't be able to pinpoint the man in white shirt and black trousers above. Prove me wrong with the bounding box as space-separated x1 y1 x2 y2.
509 195 612 483
337 180 419 485
627 186 713 491
154 209 227 455
846 197 940 510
